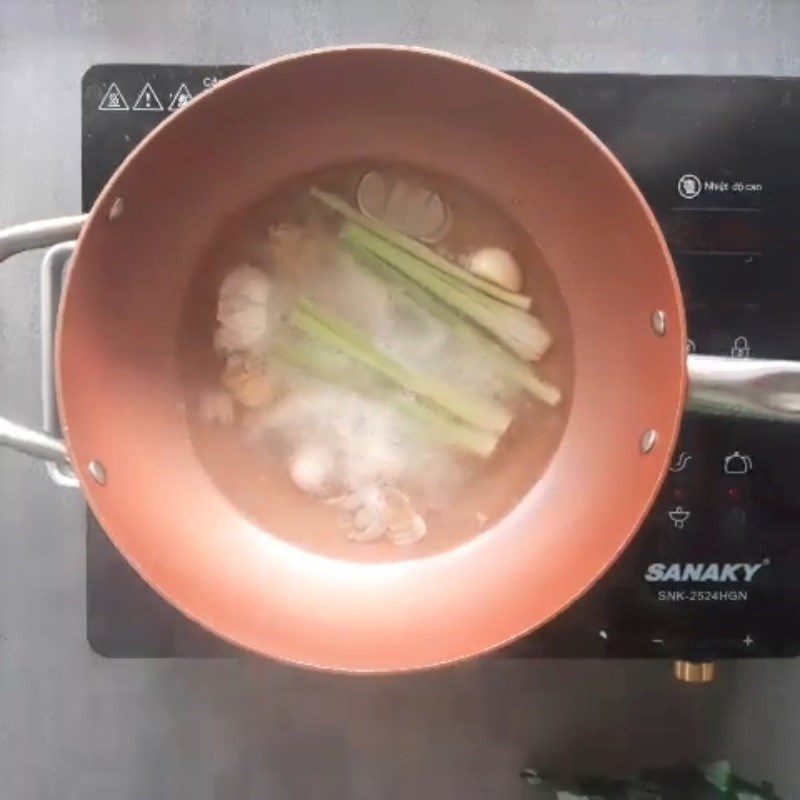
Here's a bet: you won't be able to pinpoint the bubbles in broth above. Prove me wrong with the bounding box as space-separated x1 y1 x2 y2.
178 163 574 561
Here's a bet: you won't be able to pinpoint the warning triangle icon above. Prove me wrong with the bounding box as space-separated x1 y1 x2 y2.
133 82 164 111
168 83 193 111
98 82 129 111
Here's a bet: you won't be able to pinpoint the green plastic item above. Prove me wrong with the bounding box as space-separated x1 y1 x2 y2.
521 761 783 800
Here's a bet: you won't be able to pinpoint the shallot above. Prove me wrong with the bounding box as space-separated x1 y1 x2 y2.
467 247 524 293
289 445 335 495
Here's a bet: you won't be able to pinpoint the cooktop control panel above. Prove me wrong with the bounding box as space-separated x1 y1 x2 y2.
81 66 800 658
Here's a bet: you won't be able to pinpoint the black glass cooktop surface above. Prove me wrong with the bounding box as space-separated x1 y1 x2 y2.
81 65 800 658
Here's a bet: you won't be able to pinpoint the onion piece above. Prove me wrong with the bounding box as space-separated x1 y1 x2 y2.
356 171 450 244
348 517 386 543
384 487 417 532
389 514 427 546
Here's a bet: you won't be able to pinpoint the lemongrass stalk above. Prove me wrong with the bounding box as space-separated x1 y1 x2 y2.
271 340 498 457
291 299 512 435
311 187 531 310
344 241 561 406
343 223 552 361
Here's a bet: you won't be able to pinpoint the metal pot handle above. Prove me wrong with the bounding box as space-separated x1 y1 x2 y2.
687 354 800 422
0 215 87 465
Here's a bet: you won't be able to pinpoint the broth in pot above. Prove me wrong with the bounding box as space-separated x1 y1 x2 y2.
178 162 574 561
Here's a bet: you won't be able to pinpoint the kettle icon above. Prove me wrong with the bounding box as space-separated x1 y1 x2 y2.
731 336 751 358
724 451 753 475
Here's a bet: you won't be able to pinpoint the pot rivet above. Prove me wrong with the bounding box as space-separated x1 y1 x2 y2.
651 309 667 336
108 197 124 221
640 429 658 454
88 460 107 485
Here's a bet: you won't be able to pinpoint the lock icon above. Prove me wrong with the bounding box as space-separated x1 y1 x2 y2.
731 336 751 358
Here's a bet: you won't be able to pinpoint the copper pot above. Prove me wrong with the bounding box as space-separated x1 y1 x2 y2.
1 47 798 672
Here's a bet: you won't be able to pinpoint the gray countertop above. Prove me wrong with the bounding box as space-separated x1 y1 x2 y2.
2 2 800 798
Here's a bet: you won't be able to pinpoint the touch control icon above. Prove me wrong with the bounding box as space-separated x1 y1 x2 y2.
731 336 751 358
678 174 702 199
669 451 692 473
668 506 691 529
724 451 753 475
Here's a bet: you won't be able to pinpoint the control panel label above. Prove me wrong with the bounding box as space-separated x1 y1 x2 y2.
644 561 767 583
677 173 763 200
656 589 749 602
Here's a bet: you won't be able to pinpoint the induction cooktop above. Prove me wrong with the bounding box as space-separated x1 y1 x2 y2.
64 64 800 659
